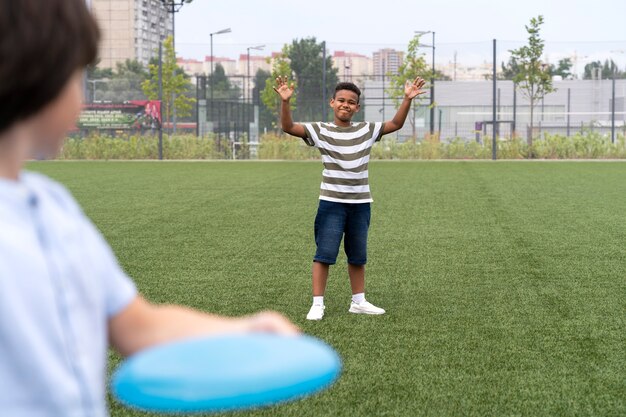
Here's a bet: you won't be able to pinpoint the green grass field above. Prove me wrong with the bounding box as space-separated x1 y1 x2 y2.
29 161 626 417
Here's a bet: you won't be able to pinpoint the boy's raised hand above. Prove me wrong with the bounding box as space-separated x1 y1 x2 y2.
273 76 295 101
405 76 427 100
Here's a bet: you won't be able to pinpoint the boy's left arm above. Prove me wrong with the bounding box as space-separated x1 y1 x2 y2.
382 77 427 135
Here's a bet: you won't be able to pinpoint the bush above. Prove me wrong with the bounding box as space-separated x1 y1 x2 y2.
59 134 232 160
257 133 319 160
58 132 626 160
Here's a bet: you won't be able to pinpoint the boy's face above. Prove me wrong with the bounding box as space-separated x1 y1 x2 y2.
330 90 360 123
29 71 84 158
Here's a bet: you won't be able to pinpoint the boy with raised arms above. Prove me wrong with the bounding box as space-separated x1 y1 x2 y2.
274 76 426 320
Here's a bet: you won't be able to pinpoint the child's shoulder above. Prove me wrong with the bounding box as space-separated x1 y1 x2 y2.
23 170 64 193
23 171 81 213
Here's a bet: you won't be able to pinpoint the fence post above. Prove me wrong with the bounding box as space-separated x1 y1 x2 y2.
158 41 163 161
492 39 497 161
380 58 385 122
566 88 571 137
195 76 200 137
512 83 517 137
497 87 501 137
438 109 442 136
611 71 616 144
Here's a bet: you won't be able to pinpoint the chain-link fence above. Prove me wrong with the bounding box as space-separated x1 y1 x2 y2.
80 39 626 158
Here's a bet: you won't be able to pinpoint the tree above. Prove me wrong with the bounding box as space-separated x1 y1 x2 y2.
253 68 274 133
387 34 431 138
583 59 626 79
261 46 296 127
142 35 195 130
509 15 555 151
103 59 148 102
549 58 573 79
86 59 148 102
287 37 338 121
115 59 148 78
208 63 241 100
499 56 521 80
87 59 114 79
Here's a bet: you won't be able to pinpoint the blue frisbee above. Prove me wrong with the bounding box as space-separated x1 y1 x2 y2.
111 334 341 414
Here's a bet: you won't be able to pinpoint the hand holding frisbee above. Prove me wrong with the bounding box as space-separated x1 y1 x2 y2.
111 333 342 414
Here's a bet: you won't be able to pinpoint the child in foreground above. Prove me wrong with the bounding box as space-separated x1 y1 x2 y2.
0 1 298 415
274 76 426 320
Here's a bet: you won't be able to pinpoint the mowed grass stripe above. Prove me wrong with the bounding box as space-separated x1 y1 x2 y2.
28 161 626 417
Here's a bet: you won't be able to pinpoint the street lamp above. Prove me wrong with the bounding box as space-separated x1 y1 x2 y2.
160 0 192 133
415 30 436 136
87 79 108 102
160 0 192 47
246 45 265 145
208 28 231 141
210 28 232 77
210 28 232 100
246 45 265 103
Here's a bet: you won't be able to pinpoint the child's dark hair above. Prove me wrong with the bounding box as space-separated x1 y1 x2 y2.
0 0 100 134
333 82 361 102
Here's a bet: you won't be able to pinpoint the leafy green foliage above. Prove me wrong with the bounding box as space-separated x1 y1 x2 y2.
58 132 626 160
59 135 232 160
549 58 573 79
287 37 338 121
387 34 431 105
261 46 296 126
253 69 275 133
509 15 555 149
86 59 148 102
208 64 241 100
583 59 626 80
500 56 521 80
387 34 432 138
142 36 196 125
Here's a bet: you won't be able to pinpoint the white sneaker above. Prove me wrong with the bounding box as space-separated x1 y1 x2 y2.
349 300 386 315
306 304 325 321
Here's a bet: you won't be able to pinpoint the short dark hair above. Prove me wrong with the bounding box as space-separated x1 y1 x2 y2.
0 0 100 134
333 82 361 102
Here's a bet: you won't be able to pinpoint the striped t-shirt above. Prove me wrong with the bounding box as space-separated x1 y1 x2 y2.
302 122 385 204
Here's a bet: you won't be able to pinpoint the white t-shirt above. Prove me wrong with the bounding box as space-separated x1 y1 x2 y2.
0 171 137 417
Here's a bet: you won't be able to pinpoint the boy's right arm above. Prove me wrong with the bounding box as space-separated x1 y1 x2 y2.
109 296 299 357
274 76 307 139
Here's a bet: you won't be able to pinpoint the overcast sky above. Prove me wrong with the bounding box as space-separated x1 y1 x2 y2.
175 0 626 72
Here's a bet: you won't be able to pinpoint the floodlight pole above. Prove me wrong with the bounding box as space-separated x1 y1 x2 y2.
160 1 190 134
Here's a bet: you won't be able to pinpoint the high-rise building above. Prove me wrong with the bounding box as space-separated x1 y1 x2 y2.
91 0 172 69
332 51 374 82
373 48 404 77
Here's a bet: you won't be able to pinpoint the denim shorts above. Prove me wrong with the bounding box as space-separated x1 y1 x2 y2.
313 200 371 266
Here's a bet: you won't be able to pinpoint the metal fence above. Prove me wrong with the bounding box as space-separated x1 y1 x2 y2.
83 39 626 148
192 74 626 144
